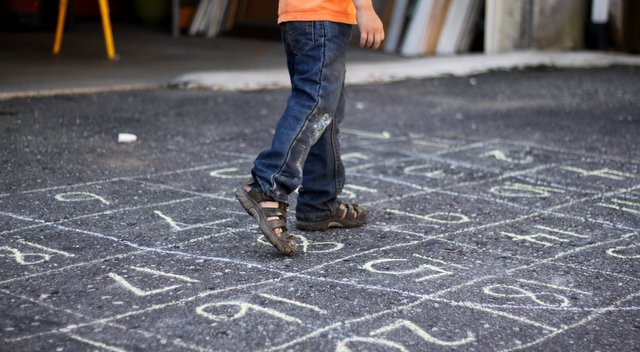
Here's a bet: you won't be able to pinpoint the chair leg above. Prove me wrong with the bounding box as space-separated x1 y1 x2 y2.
53 0 68 54
98 0 117 60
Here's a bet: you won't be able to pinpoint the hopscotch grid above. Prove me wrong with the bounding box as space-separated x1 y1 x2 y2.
428 231 640 299
358 137 639 198
383 226 640 285
4 182 633 344
434 186 640 232
1 209 550 344
2 210 637 348
5 178 629 289
355 163 560 209
1 138 640 350
2 136 484 202
356 167 640 232
0 196 213 237
433 233 640 284
357 161 558 196
4 278 280 344
264 230 640 351
496 291 640 352
0 139 591 241
0 231 632 346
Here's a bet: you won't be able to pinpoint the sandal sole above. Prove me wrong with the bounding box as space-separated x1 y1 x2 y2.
296 216 367 231
235 187 297 256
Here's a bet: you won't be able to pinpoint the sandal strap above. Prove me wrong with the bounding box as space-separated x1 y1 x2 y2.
246 182 272 203
262 202 287 216
267 219 288 231
245 180 289 231
339 203 363 219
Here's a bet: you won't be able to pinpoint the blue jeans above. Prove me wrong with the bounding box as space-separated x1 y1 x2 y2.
251 21 352 221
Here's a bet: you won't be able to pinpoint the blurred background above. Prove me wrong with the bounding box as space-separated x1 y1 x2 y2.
1 0 638 54
1 0 639 95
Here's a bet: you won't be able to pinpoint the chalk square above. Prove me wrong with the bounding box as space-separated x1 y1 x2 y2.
339 144 424 170
286 298 551 352
525 160 639 193
338 135 463 164
376 190 528 233
370 135 464 155
136 159 254 198
2 251 281 320
549 301 640 352
0 227 136 283
435 142 559 173
335 129 403 148
551 232 640 278
443 213 631 260
302 239 535 296
176 225 422 272
558 189 640 231
0 212 36 232
0 180 196 223
113 279 421 351
0 332 104 352
438 262 639 329
0 291 88 342
65 195 241 248
351 155 499 190
63 323 195 351
452 177 592 210
296 172 422 208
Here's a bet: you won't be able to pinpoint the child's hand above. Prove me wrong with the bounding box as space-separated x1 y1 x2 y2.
354 1 385 49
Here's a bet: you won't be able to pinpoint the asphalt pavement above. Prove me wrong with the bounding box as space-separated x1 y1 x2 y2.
1 66 639 351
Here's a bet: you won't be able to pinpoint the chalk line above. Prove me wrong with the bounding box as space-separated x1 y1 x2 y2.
503 139 640 167
0 289 212 352
497 291 640 352
12 159 247 196
0 196 202 236
68 335 127 352
5 279 277 343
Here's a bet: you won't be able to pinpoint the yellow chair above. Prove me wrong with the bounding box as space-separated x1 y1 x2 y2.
53 0 117 60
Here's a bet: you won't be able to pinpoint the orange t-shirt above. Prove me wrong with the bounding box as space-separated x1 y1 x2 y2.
278 0 357 25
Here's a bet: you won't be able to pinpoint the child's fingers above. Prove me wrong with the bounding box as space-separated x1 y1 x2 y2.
361 31 384 49
372 31 384 49
360 32 373 48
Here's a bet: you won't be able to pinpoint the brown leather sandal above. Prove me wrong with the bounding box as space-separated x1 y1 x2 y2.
235 180 297 256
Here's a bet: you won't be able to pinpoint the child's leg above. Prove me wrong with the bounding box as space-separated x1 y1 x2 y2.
295 92 367 231
251 21 352 203
295 83 346 220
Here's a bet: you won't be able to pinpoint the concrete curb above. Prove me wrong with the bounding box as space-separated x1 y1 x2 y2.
171 51 640 91
0 84 162 101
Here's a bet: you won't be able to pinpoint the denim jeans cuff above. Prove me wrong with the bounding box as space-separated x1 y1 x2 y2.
295 202 340 221
265 189 289 205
